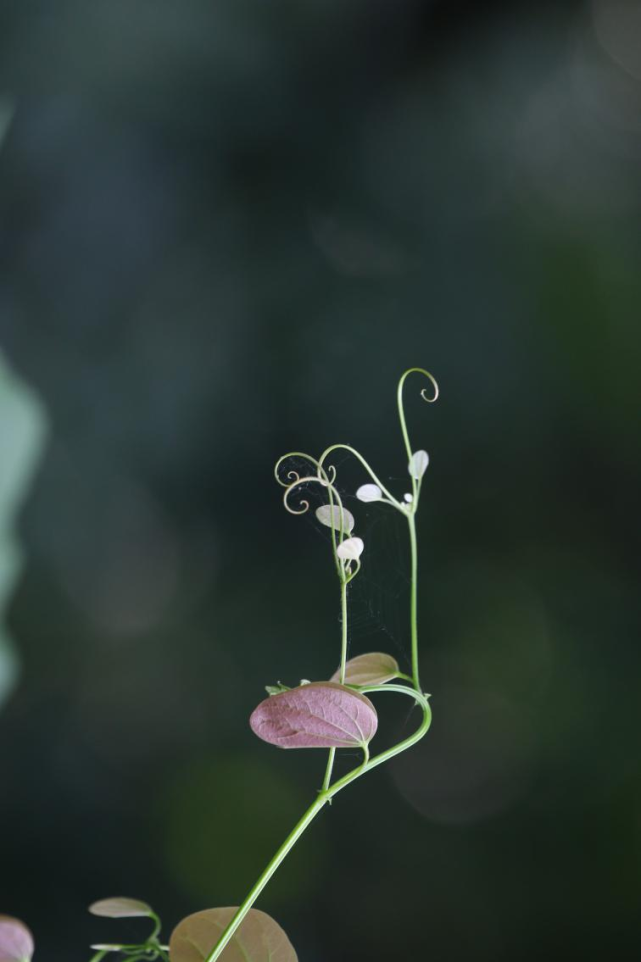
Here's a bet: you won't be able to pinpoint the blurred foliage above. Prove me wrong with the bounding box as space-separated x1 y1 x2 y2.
0 1 640 961
0 353 47 708
0 99 14 145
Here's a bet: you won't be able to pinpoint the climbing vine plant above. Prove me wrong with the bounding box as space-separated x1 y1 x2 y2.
1 367 439 962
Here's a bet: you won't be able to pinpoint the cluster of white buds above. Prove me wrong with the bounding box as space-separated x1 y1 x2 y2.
277 369 437 586
313 446 431 568
355 448 430 514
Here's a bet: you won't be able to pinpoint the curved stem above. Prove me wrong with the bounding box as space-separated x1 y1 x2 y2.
274 451 326 488
282 473 347 580
325 468 347 577
396 368 439 464
318 444 403 512
326 685 431 794
204 686 431 962
147 913 162 943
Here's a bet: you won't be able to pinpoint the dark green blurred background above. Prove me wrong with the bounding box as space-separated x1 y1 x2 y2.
1 1 640 959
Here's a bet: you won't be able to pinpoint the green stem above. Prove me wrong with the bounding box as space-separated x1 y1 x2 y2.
397 367 438 509
329 686 431 791
321 746 336 794
148 913 162 942
204 686 431 962
408 513 420 691
321 577 349 792
204 793 329 961
339 578 348 683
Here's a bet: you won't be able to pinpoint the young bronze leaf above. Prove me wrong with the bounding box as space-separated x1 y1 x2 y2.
330 652 400 686
0 916 34 962
89 897 153 918
169 907 297 962
250 681 377 749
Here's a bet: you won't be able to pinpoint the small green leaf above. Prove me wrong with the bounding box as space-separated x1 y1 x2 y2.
89 898 153 919
265 683 290 696
331 652 400 686
169 907 297 962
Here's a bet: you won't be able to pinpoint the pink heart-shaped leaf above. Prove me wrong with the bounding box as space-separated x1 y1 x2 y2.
0 916 34 962
170 907 297 962
331 652 400 686
250 682 377 749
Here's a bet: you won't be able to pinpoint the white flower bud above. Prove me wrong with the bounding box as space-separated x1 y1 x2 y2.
408 450 429 480
336 537 365 561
